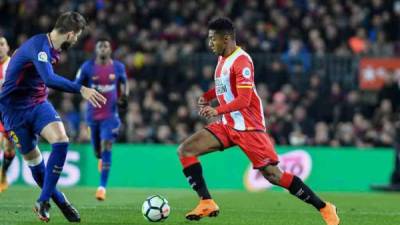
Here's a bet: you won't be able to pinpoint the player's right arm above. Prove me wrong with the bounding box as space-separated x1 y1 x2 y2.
199 87 216 107
32 48 82 93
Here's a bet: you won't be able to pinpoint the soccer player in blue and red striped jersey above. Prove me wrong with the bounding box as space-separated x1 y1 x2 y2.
75 38 128 201
0 12 106 222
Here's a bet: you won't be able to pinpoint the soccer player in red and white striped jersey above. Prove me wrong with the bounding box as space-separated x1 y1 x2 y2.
0 36 16 193
177 17 340 225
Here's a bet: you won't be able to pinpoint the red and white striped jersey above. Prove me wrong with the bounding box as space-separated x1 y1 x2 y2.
214 47 266 131
0 56 10 90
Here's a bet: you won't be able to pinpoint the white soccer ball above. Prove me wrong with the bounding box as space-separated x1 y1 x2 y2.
142 195 170 222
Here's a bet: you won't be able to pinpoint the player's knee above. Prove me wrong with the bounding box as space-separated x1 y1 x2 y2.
177 143 193 157
102 141 113 151
51 134 69 143
264 174 280 185
261 170 281 185
23 148 42 166
177 144 186 157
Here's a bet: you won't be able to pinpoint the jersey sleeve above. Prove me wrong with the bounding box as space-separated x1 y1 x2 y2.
117 62 127 84
31 44 81 93
233 55 254 90
202 87 216 101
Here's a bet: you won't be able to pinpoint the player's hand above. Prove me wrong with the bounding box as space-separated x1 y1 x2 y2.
199 106 218 119
118 95 128 110
80 86 107 108
198 96 209 108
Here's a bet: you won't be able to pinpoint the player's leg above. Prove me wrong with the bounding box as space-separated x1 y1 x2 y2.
261 165 326 207
88 123 102 172
39 122 69 202
0 133 15 192
236 131 339 225
9 127 48 221
0 121 14 191
33 102 70 204
96 118 120 201
30 101 79 221
89 123 101 159
1 106 73 221
6 125 61 222
95 140 112 201
261 165 339 225
2 137 15 176
22 147 80 222
178 123 231 220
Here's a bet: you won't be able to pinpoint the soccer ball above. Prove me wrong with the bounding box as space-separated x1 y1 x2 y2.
142 195 170 222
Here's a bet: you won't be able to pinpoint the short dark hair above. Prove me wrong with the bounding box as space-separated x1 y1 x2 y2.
208 17 235 38
54 11 86 34
96 36 111 44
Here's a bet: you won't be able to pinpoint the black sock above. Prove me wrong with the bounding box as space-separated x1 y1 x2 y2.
183 163 212 199
288 176 326 210
2 152 15 174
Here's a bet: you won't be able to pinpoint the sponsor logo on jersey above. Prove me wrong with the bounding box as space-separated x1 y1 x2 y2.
215 78 227 95
92 84 115 93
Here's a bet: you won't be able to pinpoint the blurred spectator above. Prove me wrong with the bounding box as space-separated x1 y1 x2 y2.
378 74 400 111
348 27 370 54
313 122 330 146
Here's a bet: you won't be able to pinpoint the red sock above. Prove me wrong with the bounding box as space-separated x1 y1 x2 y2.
179 156 199 168
279 172 294 189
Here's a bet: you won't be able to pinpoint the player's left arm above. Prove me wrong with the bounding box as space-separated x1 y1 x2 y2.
117 63 129 109
200 56 253 118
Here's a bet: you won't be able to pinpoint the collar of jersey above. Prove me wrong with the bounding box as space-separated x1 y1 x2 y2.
47 33 54 49
222 47 241 61
0 55 9 64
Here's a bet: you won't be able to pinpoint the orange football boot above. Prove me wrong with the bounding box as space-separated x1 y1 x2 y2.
320 202 340 225
95 187 106 201
185 199 220 220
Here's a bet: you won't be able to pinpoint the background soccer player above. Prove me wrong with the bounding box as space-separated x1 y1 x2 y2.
0 12 106 222
177 17 340 225
0 36 16 193
75 38 128 201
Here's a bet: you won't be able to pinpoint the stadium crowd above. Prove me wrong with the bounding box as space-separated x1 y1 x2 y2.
1 0 400 147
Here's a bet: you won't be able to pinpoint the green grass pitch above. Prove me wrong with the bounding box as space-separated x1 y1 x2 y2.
1 186 399 225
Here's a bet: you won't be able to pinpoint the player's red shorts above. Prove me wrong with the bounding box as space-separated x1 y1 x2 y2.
0 121 8 139
205 122 279 169
0 121 5 133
